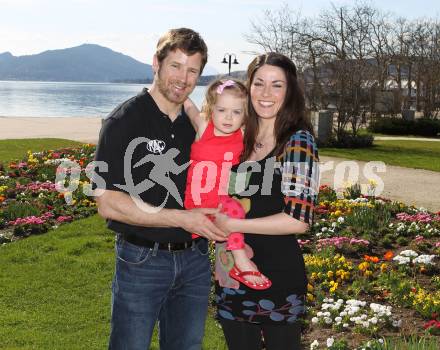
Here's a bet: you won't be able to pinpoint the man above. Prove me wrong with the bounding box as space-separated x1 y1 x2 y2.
93 28 228 350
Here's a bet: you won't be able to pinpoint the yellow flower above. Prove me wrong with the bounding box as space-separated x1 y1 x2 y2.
307 293 315 302
358 262 369 271
329 281 339 293
307 283 314 292
327 271 334 279
380 263 388 273
368 179 377 186
0 185 8 195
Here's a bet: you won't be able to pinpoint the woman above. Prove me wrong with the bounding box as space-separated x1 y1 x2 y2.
213 52 320 350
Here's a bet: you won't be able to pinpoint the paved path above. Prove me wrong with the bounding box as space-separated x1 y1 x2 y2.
375 136 440 142
320 156 440 212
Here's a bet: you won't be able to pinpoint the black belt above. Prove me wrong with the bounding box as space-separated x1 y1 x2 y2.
122 234 203 251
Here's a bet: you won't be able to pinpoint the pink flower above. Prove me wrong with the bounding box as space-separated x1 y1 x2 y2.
9 216 46 226
56 216 72 223
396 212 440 223
414 235 424 243
298 239 311 248
316 236 369 250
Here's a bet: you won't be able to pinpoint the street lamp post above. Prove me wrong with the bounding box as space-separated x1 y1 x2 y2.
222 53 239 76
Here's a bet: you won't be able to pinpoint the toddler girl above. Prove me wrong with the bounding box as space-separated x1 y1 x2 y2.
184 79 271 290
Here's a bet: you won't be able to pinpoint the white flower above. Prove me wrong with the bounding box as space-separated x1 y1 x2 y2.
332 222 337 228
393 319 402 327
413 255 436 265
311 317 319 324
343 323 349 328
335 316 342 323
310 340 319 350
337 216 345 224
324 317 333 324
393 255 411 265
326 337 335 348
322 227 328 232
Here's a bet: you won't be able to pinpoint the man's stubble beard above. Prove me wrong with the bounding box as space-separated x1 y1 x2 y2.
156 67 190 105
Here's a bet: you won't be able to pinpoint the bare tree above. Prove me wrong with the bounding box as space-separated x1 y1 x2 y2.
245 1 440 143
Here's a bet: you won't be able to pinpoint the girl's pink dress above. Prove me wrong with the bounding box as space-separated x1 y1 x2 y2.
184 121 245 250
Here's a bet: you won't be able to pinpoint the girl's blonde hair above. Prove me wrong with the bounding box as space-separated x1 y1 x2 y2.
201 78 248 119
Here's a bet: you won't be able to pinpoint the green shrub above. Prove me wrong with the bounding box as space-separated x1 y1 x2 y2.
1 200 42 221
345 203 391 236
344 183 362 199
325 130 374 148
369 117 440 137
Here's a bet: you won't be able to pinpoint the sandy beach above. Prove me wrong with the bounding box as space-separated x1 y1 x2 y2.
0 116 439 212
0 116 102 144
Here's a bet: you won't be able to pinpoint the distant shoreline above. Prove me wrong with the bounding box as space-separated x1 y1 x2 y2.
0 71 245 86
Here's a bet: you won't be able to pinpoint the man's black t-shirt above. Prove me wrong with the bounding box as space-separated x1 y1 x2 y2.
93 88 196 243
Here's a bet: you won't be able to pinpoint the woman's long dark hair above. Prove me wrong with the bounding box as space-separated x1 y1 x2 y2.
241 52 314 161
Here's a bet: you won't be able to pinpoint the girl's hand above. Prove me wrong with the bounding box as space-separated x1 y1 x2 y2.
183 97 198 115
213 212 233 233
183 97 203 132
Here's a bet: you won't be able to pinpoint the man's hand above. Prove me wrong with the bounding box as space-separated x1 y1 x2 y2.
180 208 230 241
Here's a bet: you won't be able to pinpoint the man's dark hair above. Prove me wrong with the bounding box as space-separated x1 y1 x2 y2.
156 28 208 74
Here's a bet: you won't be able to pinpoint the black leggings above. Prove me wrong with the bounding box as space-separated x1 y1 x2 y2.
219 319 302 350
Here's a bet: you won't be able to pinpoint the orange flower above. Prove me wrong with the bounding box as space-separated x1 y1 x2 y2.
0 195 5 203
364 255 379 263
383 251 394 261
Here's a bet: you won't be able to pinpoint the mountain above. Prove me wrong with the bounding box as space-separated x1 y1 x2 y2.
0 44 153 82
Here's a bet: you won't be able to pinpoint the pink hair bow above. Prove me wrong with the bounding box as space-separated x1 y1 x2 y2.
216 80 235 94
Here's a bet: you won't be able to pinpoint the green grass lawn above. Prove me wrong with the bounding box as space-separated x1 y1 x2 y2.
0 138 227 349
0 215 227 349
321 140 440 172
0 138 83 165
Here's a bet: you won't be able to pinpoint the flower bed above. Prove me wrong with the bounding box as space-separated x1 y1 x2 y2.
0 145 97 243
0 147 439 348
303 184 439 348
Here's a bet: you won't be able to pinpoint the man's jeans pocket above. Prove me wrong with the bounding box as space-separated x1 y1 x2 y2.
116 238 152 265
195 239 210 256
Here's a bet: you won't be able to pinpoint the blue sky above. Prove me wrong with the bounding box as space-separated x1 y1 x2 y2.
0 0 439 75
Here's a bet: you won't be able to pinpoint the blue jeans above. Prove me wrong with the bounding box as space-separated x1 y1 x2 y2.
108 234 211 350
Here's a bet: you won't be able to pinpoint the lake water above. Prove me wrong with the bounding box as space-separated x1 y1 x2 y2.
0 81 207 117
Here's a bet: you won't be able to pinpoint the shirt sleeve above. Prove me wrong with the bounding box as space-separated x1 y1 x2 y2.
280 130 320 225
92 117 128 193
